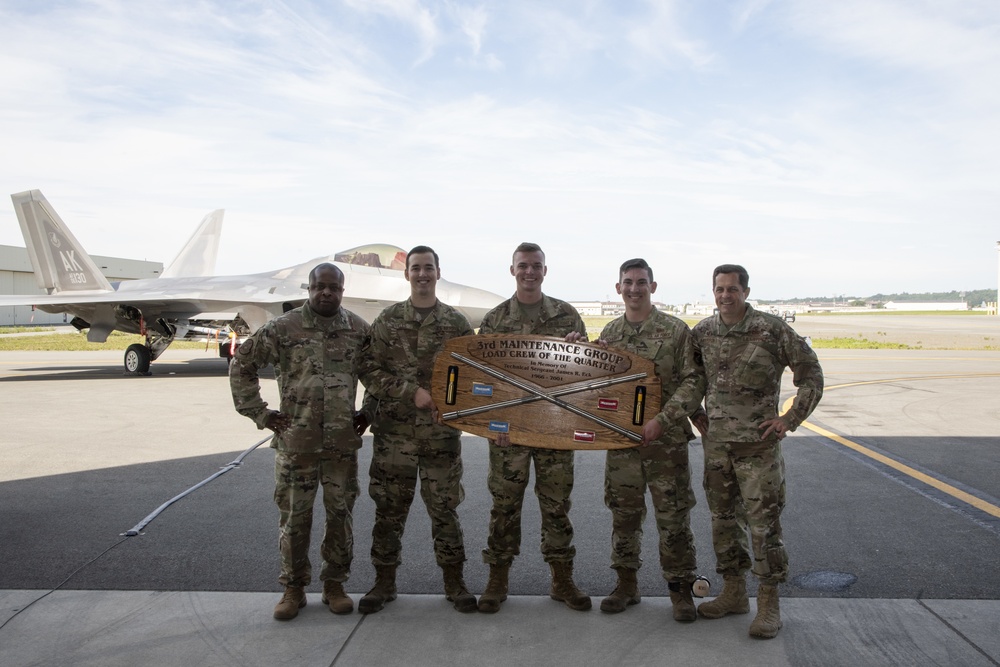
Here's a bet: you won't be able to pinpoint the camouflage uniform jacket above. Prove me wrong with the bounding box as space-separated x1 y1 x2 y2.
479 294 587 339
600 308 705 444
691 304 823 442
360 299 474 439
229 304 370 453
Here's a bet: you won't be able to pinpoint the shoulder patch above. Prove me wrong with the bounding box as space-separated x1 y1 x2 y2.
238 339 254 355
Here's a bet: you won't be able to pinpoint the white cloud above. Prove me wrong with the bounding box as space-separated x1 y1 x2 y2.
343 0 441 64
626 0 715 69
732 0 776 32
449 1 488 54
0 0 997 303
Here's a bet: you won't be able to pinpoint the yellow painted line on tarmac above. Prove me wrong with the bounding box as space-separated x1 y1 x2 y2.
783 374 1000 520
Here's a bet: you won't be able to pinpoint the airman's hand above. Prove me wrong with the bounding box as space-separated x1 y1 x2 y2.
691 413 709 437
641 419 662 446
759 416 789 441
494 432 512 447
265 411 292 434
414 387 436 410
414 387 441 423
353 412 369 437
565 331 586 343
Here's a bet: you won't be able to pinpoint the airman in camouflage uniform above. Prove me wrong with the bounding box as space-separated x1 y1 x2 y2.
230 263 369 620
355 246 478 614
690 263 823 639
477 242 592 614
598 259 706 622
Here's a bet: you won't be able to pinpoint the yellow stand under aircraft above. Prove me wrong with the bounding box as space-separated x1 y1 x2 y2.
2 190 504 375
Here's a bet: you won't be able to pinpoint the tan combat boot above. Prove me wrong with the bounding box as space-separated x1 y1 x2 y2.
549 561 592 611
477 563 510 614
749 584 783 638
668 580 697 622
321 580 354 615
273 586 306 620
442 563 478 613
697 574 750 619
358 565 397 614
600 567 640 613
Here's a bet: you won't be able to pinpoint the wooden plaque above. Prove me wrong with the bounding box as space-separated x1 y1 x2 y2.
431 334 661 450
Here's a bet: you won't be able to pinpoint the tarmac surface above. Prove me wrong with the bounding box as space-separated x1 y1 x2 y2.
785 313 999 349
1 337 999 666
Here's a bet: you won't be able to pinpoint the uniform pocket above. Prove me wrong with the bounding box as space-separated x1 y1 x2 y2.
280 423 323 450
736 344 777 389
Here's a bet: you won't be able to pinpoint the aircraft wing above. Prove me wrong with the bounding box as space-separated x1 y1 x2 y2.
0 258 499 334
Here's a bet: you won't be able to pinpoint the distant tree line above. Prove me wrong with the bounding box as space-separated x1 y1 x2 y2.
758 289 998 308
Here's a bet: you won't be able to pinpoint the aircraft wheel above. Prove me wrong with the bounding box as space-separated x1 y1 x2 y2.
125 344 152 375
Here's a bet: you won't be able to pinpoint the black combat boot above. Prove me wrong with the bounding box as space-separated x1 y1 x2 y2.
359 565 397 614
549 561 591 611
442 563 477 613
600 567 640 613
668 579 697 622
477 563 510 613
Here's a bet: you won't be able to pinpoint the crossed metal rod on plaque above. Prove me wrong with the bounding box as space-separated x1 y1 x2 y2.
441 370 648 419
444 352 645 443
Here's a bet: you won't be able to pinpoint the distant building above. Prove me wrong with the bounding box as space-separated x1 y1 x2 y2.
882 301 967 312
570 300 671 317
0 245 162 327
683 300 760 317
572 301 605 316
683 303 715 317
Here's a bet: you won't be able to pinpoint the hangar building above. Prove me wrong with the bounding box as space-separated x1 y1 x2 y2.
0 244 161 327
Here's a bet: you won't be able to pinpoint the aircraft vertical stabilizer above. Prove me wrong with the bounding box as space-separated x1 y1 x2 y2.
10 190 113 294
161 209 224 278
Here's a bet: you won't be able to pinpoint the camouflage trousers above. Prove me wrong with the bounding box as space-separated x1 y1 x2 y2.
274 449 360 588
368 433 466 567
702 437 787 585
482 443 576 566
604 441 697 582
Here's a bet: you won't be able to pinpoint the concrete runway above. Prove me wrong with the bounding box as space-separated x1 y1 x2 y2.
1 343 999 665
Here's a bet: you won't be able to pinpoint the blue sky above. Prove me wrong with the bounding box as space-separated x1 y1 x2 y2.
1 0 997 304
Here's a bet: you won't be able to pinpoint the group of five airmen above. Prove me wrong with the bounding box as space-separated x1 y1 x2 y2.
229 243 823 640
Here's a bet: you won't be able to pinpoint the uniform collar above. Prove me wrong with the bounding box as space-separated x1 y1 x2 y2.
509 293 555 321
302 303 348 329
404 297 440 323
716 303 753 333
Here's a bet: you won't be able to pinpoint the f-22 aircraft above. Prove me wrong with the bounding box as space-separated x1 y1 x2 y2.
2 190 504 375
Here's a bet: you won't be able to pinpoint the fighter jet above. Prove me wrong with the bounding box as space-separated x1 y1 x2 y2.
2 190 504 375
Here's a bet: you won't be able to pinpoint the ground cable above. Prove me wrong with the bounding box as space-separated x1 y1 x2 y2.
124 435 272 536
0 435 272 633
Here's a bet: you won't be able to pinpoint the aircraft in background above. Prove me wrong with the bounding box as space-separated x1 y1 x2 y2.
2 190 504 375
